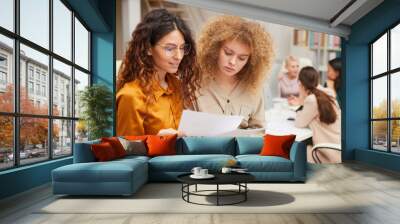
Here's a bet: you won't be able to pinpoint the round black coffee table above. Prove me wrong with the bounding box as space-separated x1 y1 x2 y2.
177 173 255 206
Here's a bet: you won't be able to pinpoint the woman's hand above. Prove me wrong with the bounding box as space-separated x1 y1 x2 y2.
157 128 186 138
287 95 300 106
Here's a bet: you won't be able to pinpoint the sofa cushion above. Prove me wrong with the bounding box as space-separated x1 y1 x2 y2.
118 137 147 156
101 137 127 158
53 157 148 182
236 155 293 172
115 155 150 164
148 154 235 172
236 137 263 155
147 134 177 157
91 142 118 161
74 140 101 163
177 137 236 155
260 134 296 159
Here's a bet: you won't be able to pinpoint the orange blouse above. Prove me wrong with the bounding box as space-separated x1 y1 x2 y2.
116 74 183 136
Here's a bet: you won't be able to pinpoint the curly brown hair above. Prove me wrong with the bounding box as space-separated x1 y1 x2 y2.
197 15 274 92
116 9 200 107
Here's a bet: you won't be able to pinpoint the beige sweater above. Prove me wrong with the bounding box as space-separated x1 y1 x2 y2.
295 92 341 145
194 79 265 129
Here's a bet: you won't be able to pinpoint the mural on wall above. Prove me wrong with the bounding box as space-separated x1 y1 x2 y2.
114 4 342 163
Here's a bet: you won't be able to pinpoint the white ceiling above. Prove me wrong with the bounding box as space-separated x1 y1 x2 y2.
227 0 353 23
169 0 384 37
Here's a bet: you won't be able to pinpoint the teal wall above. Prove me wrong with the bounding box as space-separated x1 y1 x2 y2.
343 0 400 171
91 0 116 136
0 158 72 199
0 0 115 200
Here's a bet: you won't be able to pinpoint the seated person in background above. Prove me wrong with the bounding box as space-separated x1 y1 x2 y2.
278 56 300 105
326 57 342 108
116 9 200 136
193 15 274 129
295 66 341 163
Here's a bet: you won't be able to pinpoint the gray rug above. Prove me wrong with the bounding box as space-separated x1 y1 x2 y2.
38 183 362 214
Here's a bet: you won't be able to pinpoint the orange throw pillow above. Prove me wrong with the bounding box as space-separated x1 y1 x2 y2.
91 142 117 161
101 137 126 158
260 134 296 159
146 134 177 157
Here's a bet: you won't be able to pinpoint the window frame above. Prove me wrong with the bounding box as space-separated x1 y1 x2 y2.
0 0 92 171
370 21 400 154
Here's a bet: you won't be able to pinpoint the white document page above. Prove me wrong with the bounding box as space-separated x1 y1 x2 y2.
178 110 243 136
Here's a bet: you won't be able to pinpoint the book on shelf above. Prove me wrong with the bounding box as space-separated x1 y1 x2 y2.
293 29 308 47
294 29 341 51
333 36 341 49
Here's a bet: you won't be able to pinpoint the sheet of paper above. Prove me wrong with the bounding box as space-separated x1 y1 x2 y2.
178 110 243 136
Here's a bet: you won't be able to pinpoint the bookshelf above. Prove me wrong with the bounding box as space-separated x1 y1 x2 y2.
293 29 341 84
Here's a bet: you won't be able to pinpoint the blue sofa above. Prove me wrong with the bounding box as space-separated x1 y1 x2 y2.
52 136 306 196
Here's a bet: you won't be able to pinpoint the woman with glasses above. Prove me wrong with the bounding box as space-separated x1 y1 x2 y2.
194 16 274 130
116 9 200 136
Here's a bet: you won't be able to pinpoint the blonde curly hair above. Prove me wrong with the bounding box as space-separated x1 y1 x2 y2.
197 15 274 92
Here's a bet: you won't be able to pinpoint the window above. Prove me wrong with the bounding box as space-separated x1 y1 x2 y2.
0 54 7 86
0 0 14 32
0 54 7 67
0 35 13 114
0 71 6 85
53 0 72 60
41 73 46 83
53 59 72 117
20 0 49 49
28 67 34 80
0 0 91 170
35 83 40 95
74 69 89 118
75 17 89 70
42 85 46 97
53 120 72 158
35 70 41 81
371 23 400 154
28 81 34 94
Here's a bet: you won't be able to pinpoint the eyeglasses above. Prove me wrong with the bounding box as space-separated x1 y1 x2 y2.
156 43 191 57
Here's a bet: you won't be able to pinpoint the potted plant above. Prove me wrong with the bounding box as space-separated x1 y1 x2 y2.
79 84 113 140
